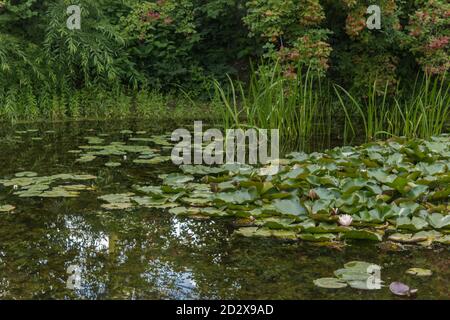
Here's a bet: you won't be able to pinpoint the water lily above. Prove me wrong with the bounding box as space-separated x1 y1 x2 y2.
338 214 353 226
13 184 18 190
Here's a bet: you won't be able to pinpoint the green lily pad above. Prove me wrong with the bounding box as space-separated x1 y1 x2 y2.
76 155 97 163
0 205 15 212
40 187 80 198
396 217 428 231
405 268 432 277
341 229 383 241
85 136 105 144
388 233 428 243
234 227 297 240
334 261 382 290
133 156 171 164
101 202 134 210
120 130 133 134
15 171 38 178
215 187 258 205
298 233 336 242
161 173 194 185
428 213 450 229
313 277 347 289
272 196 307 217
105 162 121 168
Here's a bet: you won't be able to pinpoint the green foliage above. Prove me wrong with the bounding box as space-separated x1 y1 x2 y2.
406 0 450 75
214 59 333 149
243 0 332 75
0 0 449 127
335 73 450 142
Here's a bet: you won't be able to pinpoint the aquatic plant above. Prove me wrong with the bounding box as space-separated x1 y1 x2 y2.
213 60 332 149
334 73 450 142
95 135 450 247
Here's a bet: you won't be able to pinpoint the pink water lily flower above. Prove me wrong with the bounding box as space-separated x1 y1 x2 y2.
338 214 353 226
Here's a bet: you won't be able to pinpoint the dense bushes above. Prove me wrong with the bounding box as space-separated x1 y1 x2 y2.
0 0 448 121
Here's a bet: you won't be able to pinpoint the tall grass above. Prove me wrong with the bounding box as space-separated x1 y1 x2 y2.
0 85 217 123
334 73 449 142
213 60 332 149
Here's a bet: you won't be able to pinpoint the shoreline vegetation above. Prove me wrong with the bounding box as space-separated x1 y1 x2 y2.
2 69 448 137
1 1 449 147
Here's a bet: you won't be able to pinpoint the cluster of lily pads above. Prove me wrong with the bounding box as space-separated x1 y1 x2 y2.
314 261 382 290
72 131 174 166
0 171 96 199
11 129 56 142
313 260 431 296
97 135 450 247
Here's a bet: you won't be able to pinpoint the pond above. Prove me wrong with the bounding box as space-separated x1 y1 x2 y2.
0 120 448 299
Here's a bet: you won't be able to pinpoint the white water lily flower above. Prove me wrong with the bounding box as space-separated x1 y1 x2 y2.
123 155 127 160
338 214 353 226
13 185 18 190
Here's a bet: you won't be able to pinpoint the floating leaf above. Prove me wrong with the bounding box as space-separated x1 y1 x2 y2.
0 205 15 213
313 278 347 289
133 156 171 164
234 227 297 240
427 213 450 229
105 162 121 168
405 268 432 277
76 155 97 163
15 171 37 178
298 233 335 242
272 196 307 217
161 173 194 185
341 229 383 241
396 217 428 231
215 187 258 205
388 233 428 243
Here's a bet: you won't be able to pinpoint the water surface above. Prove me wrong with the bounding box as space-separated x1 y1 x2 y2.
0 120 448 299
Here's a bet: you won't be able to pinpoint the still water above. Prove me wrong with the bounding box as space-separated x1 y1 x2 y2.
0 120 448 299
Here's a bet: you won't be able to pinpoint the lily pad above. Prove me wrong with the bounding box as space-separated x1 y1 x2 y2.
76 155 97 163
215 187 258 205
133 156 171 164
105 162 121 168
298 233 336 242
313 277 347 289
388 233 428 243
428 213 450 229
0 205 15 212
234 227 297 240
341 229 383 241
396 217 428 231
405 268 432 277
15 171 38 178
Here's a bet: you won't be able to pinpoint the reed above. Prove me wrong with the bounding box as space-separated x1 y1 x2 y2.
334 73 449 142
213 60 331 149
